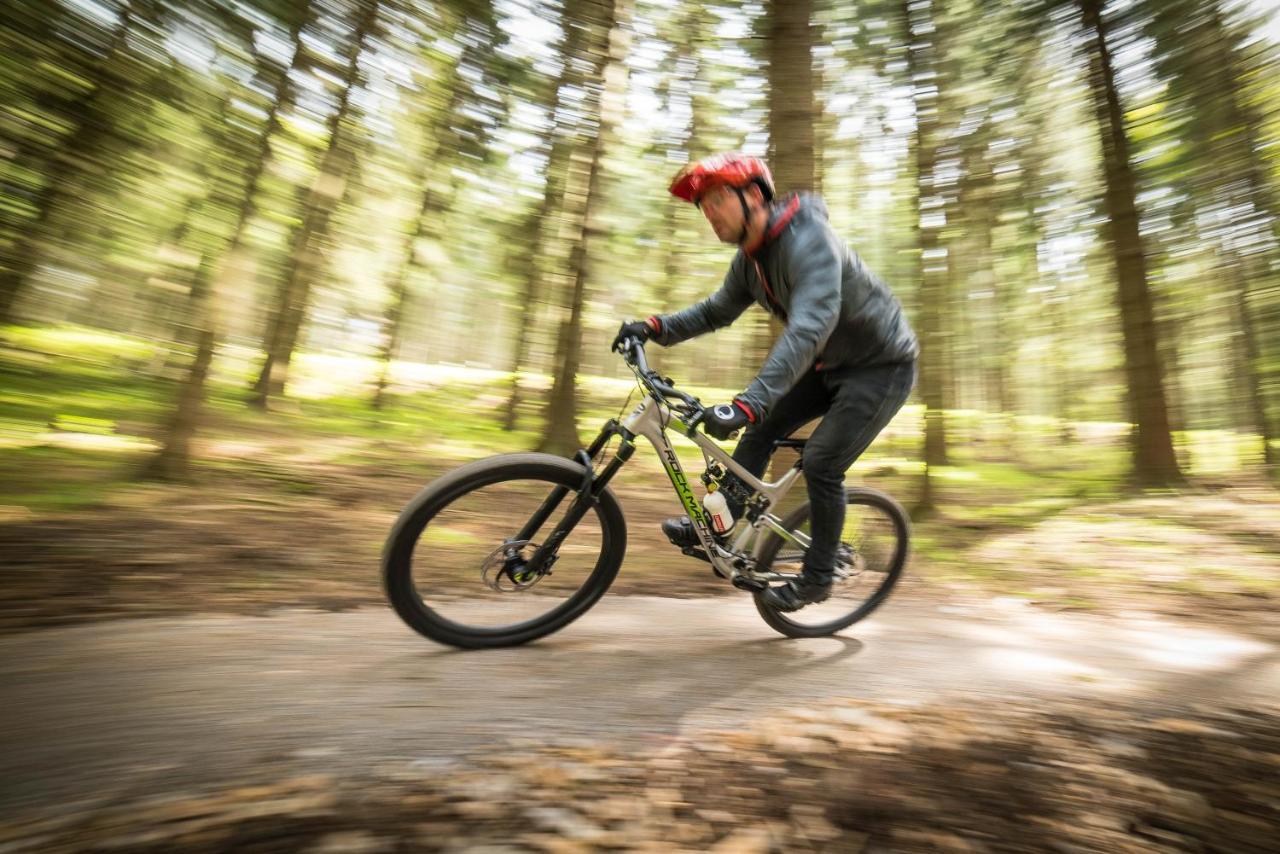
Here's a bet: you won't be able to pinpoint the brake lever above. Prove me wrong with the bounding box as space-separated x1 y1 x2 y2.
683 405 707 439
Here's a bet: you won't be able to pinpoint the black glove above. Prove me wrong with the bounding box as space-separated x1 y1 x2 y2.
612 318 657 352
703 399 755 440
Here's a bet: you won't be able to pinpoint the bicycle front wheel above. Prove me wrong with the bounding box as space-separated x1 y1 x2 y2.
383 453 626 649
752 486 909 638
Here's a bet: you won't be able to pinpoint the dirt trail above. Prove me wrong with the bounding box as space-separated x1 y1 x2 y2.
3 593 1277 820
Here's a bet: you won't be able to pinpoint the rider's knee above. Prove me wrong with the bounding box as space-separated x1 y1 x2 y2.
801 447 844 483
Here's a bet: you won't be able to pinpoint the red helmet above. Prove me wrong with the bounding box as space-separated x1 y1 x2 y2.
669 152 775 204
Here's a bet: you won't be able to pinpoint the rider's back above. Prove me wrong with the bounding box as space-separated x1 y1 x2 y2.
742 191 919 371
650 190 919 417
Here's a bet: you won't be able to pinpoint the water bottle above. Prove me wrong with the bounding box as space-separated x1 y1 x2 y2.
703 489 735 535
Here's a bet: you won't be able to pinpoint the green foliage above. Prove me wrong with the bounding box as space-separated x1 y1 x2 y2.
0 0 1277 493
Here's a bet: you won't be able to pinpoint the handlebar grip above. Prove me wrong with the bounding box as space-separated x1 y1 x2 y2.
619 337 701 410
628 338 646 367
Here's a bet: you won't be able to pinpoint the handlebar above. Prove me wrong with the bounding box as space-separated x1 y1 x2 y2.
615 337 702 414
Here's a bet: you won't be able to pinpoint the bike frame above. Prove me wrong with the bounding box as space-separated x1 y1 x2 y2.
514 340 811 587
617 394 810 583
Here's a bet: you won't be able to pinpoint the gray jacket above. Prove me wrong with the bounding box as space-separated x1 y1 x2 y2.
652 192 919 418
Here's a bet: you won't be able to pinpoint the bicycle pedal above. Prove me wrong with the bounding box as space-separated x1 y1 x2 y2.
731 575 767 593
680 545 711 564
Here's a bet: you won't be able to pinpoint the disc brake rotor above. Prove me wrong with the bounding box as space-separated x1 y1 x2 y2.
480 539 544 592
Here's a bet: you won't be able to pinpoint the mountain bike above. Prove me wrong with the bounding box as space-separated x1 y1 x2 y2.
383 337 910 649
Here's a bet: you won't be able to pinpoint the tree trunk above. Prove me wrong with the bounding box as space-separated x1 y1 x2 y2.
1049 289 1074 443
1230 263 1276 466
250 0 378 409
649 7 711 377
502 211 545 431
902 0 948 516
685 10 712 159
967 174 1007 437
766 0 816 194
762 0 818 478
646 196 683 376
155 10 308 365
536 0 628 456
503 5 591 432
1158 301 1188 449
1078 0 1182 486
1202 3 1279 467
942 241 960 416
150 192 210 363
371 266 409 411
140 261 218 481
140 93 244 478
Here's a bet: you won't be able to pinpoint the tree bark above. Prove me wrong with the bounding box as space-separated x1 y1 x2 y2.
766 0 816 194
1077 0 1182 486
536 0 628 456
1201 3 1279 467
140 264 218 480
503 4 591 432
648 6 711 377
762 0 818 478
501 210 546 431
966 171 1006 426
901 0 948 516
1235 278 1276 467
155 7 309 364
141 33 261 479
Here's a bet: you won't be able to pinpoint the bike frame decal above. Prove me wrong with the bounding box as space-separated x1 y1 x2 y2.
658 445 708 527
621 390 809 574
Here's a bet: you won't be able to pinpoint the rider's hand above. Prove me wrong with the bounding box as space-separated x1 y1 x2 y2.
703 398 755 440
611 317 660 352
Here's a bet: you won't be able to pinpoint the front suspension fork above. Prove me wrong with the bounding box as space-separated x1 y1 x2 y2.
518 420 634 574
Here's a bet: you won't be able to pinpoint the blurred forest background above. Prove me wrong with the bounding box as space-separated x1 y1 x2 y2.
2 0 1280 626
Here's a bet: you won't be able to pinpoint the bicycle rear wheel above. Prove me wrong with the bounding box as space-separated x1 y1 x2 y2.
752 486 909 638
383 453 626 649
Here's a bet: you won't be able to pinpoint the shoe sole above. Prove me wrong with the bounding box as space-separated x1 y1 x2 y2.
765 588 832 613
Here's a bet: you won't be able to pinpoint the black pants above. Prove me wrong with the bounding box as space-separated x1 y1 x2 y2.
727 360 916 579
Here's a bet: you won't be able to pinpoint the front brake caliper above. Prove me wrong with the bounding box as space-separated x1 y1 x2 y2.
482 540 546 591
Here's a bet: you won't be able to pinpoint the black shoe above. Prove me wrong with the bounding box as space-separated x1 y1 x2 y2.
761 573 833 612
664 517 731 579
661 516 700 548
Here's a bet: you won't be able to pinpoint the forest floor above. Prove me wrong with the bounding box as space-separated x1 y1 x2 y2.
2 325 1279 851
1 434 1278 644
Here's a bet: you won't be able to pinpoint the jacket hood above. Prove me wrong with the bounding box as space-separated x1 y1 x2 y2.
746 191 828 255
777 191 829 224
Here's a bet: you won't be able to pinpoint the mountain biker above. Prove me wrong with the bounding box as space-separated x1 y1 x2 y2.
611 152 918 612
